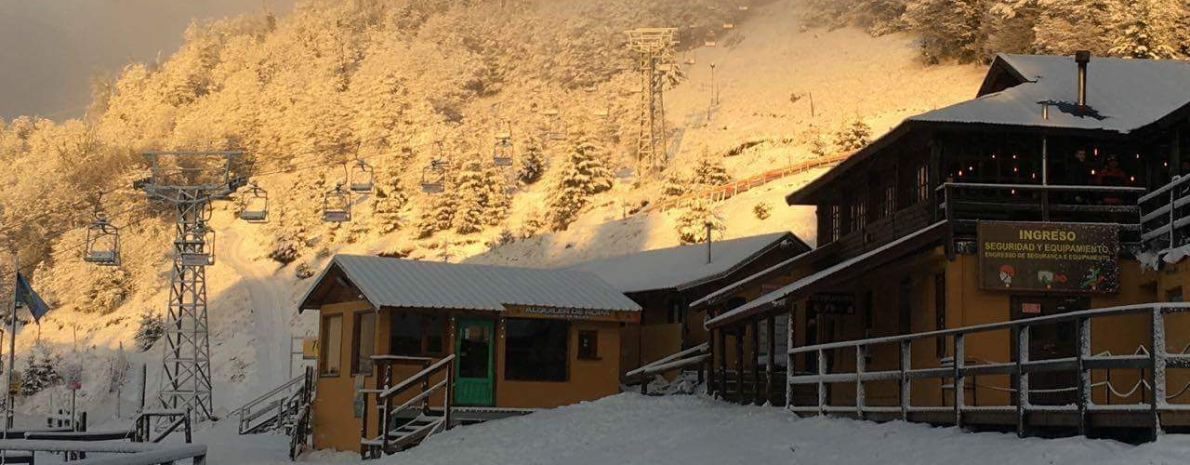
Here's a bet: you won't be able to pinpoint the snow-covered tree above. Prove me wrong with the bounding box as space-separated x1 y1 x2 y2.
676 200 726 245
903 0 989 63
546 132 614 231
754 201 773 220
691 153 730 187
661 173 688 198
84 267 129 315
418 190 459 239
1109 0 1180 59
518 138 546 185
21 343 62 395
834 118 873 153
1033 0 1115 56
135 310 165 352
454 159 511 234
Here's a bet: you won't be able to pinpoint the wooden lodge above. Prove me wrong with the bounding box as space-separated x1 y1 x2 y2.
571 232 809 388
298 255 641 454
700 53 1190 440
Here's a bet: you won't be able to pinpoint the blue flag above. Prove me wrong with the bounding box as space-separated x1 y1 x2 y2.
15 273 49 323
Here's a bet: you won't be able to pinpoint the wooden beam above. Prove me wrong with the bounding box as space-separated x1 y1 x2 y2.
766 316 776 405
736 328 745 404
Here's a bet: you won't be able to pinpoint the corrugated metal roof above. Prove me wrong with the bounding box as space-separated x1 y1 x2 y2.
570 232 806 293
911 54 1190 133
302 255 641 312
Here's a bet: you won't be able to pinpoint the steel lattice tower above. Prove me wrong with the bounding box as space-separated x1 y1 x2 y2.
626 28 676 176
137 151 244 421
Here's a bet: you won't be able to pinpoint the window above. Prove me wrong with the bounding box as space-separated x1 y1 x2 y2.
666 299 684 324
319 314 343 376
578 331 599 360
883 182 897 218
898 279 912 335
352 311 377 376
850 192 867 232
391 313 445 357
1168 287 1184 302
935 273 947 356
829 204 842 243
916 164 930 204
505 319 569 382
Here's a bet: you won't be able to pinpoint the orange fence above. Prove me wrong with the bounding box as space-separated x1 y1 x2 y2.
644 153 849 213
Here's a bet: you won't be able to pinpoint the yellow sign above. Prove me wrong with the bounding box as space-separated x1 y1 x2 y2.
302 338 319 360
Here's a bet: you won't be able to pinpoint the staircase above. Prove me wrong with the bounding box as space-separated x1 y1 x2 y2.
232 371 311 435
359 355 456 459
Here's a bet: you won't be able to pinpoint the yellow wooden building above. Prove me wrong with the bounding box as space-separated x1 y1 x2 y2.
298 255 641 453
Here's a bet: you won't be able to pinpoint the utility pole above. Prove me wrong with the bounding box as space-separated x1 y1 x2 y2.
626 27 677 176
136 150 245 422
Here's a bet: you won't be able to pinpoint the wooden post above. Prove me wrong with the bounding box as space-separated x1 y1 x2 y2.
1076 317 1090 436
953 334 965 428
900 340 911 421
1150 307 1166 441
817 349 827 416
766 316 776 405
708 328 717 397
444 357 454 431
1016 325 1030 438
751 319 761 405
380 361 392 454
717 329 728 400
735 329 745 404
855 345 866 420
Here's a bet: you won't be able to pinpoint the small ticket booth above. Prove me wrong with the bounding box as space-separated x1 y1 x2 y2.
299 255 641 452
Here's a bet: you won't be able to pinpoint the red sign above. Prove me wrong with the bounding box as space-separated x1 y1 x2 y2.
1021 303 1042 315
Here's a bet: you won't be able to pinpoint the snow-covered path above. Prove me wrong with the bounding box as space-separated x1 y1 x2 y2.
223 394 1190 465
222 227 292 393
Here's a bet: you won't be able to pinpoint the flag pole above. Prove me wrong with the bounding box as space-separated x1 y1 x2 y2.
5 255 17 432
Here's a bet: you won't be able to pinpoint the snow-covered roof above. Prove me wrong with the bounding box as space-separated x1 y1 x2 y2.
299 255 641 313
570 232 808 294
911 54 1190 133
706 222 947 329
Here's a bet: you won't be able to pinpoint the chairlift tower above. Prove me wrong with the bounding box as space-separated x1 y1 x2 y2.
626 27 677 176
136 150 245 422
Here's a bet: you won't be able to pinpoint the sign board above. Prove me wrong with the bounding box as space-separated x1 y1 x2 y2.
9 372 21 396
302 338 319 360
807 293 854 315
978 221 1119 293
504 305 639 323
1021 302 1042 314
353 375 365 418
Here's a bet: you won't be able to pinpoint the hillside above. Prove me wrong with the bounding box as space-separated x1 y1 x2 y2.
0 0 984 422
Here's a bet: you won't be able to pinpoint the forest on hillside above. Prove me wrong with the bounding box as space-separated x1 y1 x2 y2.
804 0 1190 63
0 0 752 310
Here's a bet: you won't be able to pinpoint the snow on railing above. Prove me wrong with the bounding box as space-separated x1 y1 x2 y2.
786 302 1190 440
643 153 849 214
0 439 207 465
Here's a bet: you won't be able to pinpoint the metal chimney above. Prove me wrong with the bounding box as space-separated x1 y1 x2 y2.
1075 50 1091 112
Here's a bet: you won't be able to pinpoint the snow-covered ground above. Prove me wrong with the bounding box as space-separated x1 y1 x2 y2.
210 394 1190 465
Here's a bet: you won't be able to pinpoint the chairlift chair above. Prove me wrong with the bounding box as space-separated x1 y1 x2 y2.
83 215 121 266
543 109 568 141
239 182 269 223
739 5 749 11
420 160 447 194
323 183 352 222
723 23 735 30
493 122 515 167
178 222 215 267
349 159 375 193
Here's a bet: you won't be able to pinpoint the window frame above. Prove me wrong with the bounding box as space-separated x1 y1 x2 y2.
504 319 570 383
351 310 377 376
319 314 344 377
578 330 599 360
390 312 447 358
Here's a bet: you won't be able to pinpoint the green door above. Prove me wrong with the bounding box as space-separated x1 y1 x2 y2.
454 319 495 406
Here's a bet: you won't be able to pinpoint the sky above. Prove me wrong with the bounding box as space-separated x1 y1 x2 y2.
0 0 298 120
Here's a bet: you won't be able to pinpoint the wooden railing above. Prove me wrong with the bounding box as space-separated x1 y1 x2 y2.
644 154 849 213
0 440 208 465
289 367 316 460
627 343 710 395
1139 175 1190 251
787 302 1190 440
359 355 455 459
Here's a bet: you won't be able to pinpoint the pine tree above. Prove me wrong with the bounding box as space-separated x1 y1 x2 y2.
455 160 488 234
1109 0 1180 59
371 183 408 234
21 343 62 395
417 190 458 239
834 118 873 153
545 132 613 231
903 0 989 63
135 310 165 352
518 138 545 185
676 200 726 245
1033 0 1115 56
661 173 688 198
691 153 730 187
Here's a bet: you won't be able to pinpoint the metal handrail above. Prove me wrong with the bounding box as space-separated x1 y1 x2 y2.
937 182 1147 194
231 374 305 418
361 355 456 459
786 302 1190 439
627 343 710 378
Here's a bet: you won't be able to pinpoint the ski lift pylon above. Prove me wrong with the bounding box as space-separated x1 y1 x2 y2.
83 214 121 266
323 182 352 222
349 158 375 193
178 221 216 267
239 182 269 222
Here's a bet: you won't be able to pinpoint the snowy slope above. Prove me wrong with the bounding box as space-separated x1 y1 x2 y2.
218 394 1190 465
